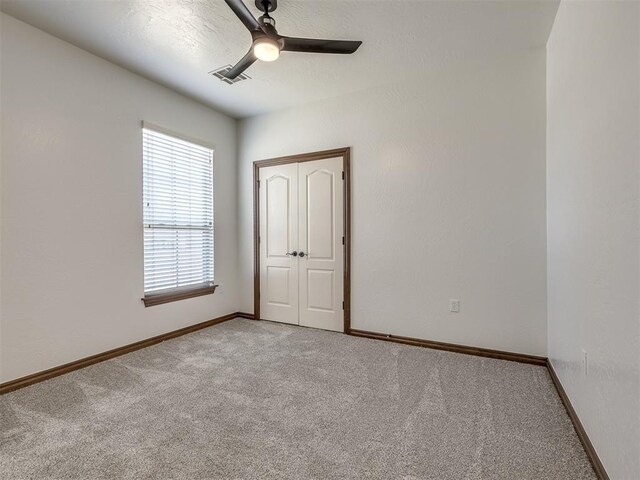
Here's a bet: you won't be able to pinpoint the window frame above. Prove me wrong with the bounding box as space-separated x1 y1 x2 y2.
141 122 217 307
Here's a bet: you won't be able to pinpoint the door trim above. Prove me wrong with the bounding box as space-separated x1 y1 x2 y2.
253 147 351 333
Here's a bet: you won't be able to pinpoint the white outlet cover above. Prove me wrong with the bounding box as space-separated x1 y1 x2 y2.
449 299 460 313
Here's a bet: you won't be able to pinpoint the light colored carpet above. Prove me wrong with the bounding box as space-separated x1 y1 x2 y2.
1 318 595 479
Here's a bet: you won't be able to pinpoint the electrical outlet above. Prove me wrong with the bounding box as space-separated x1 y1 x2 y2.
449 299 460 313
581 349 588 376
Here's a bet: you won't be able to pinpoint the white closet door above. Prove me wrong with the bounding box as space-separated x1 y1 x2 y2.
298 157 344 332
259 164 299 325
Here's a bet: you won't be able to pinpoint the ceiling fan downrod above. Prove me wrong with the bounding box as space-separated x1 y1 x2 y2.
257 0 276 28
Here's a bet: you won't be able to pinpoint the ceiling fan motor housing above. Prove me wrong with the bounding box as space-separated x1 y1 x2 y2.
256 18 277 35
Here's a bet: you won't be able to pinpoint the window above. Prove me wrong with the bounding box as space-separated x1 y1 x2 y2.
142 123 216 306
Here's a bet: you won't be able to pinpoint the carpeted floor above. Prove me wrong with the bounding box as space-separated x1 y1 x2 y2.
1 318 595 479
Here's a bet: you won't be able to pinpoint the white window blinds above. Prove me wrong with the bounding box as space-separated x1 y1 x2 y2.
143 126 214 294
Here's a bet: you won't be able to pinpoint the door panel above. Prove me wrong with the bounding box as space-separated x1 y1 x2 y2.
306 170 334 260
298 157 344 332
266 266 291 305
265 175 291 257
260 164 298 324
307 269 334 311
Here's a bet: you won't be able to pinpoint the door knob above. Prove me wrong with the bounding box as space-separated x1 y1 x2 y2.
298 252 306 258
286 251 298 257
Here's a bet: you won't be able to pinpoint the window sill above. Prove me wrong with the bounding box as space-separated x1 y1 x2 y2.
143 284 218 307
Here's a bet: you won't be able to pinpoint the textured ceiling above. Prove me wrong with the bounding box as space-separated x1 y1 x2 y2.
0 0 559 118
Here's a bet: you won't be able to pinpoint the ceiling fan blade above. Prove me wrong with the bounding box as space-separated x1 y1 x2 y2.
281 37 362 54
224 0 264 32
224 50 257 79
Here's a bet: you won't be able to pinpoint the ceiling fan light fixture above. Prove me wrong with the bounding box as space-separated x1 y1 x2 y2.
222 0 361 80
253 39 280 61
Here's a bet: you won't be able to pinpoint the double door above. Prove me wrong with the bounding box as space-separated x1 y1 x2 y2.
259 157 344 332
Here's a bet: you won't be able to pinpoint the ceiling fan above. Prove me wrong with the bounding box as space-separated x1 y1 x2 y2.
222 0 362 80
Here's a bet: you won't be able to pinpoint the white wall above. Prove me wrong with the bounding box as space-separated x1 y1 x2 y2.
546 2 640 478
238 51 548 356
0 14 239 383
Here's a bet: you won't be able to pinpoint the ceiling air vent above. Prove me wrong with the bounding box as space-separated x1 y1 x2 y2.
210 65 250 85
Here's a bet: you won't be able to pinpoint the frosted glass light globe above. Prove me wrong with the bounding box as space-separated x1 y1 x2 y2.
254 40 280 62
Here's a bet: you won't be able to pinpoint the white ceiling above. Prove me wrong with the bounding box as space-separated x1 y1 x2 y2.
0 0 559 118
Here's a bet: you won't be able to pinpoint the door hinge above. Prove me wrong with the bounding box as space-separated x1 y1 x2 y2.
342 301 344 310
342 236 345 245
341 171 344 180
257 180 260 188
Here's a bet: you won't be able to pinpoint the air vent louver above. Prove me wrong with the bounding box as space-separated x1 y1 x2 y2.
210 65 250 85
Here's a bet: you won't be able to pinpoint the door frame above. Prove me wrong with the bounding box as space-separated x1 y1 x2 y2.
253 147 352 333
